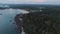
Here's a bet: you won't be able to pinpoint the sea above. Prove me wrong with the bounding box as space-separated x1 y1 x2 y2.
0 9 28 34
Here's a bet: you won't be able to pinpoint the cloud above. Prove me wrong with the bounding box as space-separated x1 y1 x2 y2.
0 0 60 4
25 0 46 2
44 0 60 4
0 0 47 4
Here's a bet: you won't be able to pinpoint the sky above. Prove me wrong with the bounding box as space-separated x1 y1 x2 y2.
0 0 60 4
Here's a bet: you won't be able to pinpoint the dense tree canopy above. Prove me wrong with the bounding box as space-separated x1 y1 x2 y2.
15 7 60 34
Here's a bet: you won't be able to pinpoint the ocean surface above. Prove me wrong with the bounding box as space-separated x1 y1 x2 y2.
0 9 28 34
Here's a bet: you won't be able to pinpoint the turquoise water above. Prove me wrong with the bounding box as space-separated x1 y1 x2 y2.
0 9 28 34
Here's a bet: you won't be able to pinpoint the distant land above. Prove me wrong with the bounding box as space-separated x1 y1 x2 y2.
0 4 60 10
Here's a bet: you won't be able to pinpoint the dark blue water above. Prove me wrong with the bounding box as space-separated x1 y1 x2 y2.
0 9 29 34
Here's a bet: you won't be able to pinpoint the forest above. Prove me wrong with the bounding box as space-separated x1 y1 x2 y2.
15 5 60 34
